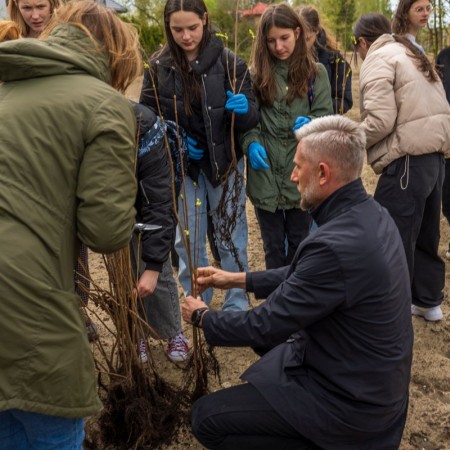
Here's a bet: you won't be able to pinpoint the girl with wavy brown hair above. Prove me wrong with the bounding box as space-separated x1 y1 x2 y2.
241 2 333 270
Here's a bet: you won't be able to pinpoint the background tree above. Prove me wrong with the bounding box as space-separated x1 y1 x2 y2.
293 0 356 50
320 0 356 49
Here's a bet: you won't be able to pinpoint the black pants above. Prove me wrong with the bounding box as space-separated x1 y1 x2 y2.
374 153 445 308
442 158 450 223
191 383 320 450
255 207 311 269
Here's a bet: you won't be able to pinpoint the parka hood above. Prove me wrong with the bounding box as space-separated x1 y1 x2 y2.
0 24 110 84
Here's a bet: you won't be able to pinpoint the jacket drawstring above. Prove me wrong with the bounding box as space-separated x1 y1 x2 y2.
400 154 409 190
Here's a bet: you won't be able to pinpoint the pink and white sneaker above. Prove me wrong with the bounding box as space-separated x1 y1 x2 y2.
167 332 190 363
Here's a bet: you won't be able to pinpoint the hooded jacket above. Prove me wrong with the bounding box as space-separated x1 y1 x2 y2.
241 62 333 212
360 34 450 174
0 25 137 418
133 102 175 272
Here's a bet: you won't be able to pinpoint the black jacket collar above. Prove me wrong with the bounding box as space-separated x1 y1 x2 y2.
190 34 224 74
154 33 224 73
311 178 368 226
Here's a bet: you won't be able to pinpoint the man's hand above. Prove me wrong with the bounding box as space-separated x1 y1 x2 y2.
182 296 208 324
137 270 159 298
196 266 246 292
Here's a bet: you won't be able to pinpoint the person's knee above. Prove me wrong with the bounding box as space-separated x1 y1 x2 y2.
191 395 222 448
191 396 208 440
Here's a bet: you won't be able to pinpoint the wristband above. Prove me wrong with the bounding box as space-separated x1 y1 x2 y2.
191 307 209 328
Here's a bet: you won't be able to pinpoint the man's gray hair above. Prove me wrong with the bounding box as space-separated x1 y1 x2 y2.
296 115 366 182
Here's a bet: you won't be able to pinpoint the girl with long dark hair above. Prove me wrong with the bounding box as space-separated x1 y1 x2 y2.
140 0 259 311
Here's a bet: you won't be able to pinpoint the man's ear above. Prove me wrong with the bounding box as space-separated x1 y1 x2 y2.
318 162 331 186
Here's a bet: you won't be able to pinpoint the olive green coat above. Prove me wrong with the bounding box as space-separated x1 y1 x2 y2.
241 62 333 212
0 25 137 418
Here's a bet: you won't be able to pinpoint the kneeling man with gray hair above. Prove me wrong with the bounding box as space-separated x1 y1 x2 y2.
182 115 413 450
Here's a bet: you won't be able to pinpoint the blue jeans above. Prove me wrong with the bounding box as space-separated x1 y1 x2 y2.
175 159 249 311
0 409 84 450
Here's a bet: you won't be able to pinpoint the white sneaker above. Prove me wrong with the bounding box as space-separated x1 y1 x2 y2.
139 339 148 363
446 243 450 260
167 332 190 363
411 304 443 321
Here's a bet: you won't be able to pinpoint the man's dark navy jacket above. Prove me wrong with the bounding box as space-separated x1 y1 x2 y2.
202 178 413 449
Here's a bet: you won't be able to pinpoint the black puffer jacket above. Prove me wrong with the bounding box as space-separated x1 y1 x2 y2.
140 34 259 187
436 47 450 104
133 102 174 272
315 31 353 114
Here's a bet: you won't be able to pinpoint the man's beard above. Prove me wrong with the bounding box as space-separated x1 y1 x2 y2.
299 179 320 211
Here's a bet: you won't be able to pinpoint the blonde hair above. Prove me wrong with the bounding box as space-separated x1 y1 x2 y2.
40 0 143 92
8 0 62 37
0 20 21 41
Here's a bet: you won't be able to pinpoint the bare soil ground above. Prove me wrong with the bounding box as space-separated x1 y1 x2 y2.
86 71 450 449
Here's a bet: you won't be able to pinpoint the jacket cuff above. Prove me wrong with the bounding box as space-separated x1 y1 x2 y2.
144 261 163 272
240 132 259 155
245 272 253 292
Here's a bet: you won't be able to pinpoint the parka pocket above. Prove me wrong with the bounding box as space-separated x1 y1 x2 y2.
284 333 307 376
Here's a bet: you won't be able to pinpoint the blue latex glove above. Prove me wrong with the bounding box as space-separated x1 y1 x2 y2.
248 142 269 170
187 136 204 160
225 90 249 115
292 116 311 132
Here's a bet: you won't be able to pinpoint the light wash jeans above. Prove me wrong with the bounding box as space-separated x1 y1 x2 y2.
175 159 249 311
0 409 84 450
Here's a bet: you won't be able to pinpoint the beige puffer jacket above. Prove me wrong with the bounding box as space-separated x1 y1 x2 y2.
360 34 450 174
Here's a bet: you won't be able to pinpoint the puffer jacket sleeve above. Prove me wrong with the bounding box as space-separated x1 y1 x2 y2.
136 129 174 272
239 121 262 156
223 50 260 132
77 95 137 253
360 56 397 149
309 64 334 118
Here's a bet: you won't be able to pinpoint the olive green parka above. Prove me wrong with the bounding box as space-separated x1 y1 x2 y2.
0 25 137 418
241 62 333 212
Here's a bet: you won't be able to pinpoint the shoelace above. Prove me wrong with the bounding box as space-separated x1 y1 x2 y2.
168 335 188 353
139 339 147 354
